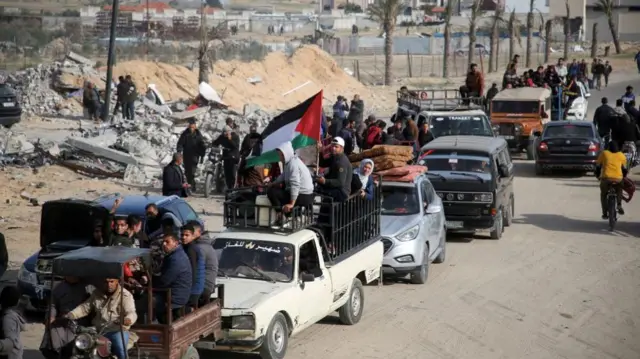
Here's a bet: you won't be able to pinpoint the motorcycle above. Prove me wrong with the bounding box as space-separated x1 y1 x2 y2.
204 146 225 198
70 321 114 359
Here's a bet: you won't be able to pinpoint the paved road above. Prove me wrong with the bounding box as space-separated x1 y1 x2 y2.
20 80 640 359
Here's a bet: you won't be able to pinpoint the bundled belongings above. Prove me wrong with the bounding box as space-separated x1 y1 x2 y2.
376 165 428 182
349 145 414 171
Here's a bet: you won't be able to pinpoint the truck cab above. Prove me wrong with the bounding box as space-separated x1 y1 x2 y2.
195 187 384 359
394 88 494 138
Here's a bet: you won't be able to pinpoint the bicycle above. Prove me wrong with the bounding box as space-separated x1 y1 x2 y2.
606 184 618 231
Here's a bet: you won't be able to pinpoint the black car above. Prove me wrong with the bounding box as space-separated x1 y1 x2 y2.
417 136 515 240
0 83 22 128
533 121 602 175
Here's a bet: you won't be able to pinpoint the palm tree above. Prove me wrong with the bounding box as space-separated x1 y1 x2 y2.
563 0 570 60
488 6 504 73
467 0 484 69
442 0 456 78
525 0 535 67
544 20 552 63
198 4 209 85
590 23 598 58
507 10 521 66
595 0 621 54
367 0 404 85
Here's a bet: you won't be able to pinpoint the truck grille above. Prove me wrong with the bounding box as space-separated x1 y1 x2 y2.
498 123 515 136
381 238 393 254
445 206 481 216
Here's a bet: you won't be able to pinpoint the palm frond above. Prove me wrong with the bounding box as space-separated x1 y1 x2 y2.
367 0 405 26
468 0 484 26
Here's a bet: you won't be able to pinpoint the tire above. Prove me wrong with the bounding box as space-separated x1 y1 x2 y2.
410 244 429 284
535 162 544 176
433 230 446 264
338 278 364 325
204 173 214 198
259 313 289 359
490 209 503 240
504 196 514 227
607 195 616 231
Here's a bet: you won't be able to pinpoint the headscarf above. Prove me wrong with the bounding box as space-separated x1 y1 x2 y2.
355 159 374 189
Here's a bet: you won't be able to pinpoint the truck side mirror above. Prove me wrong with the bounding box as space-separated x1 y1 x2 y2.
300 273 315 282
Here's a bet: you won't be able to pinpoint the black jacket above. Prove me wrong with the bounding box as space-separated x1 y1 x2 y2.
417 130 434 148
162 163 186 197
486 86 499 101
240 133 261 157
124 81 138 103
347 99 364 124
613 118 640 143
329 120 342 138
319 152 353 199
593 104 616 136
531 72 545 87
627 107 640 123
212 133 240 160
116 82 127 102
177 129 207 163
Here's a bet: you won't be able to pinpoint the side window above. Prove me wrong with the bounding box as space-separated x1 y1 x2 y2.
173 201 199 224
421 181 435 204
299 240 323 278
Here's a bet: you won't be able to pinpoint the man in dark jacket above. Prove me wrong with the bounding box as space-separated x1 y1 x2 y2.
212 126 241 190
114 76 126 117
593 97 616 137
417 122 435 148
123 75 137 121
338 119 355 155
153 233 192 322
240 125 260 156
626 100 640 122
347 94 364 126
316 137 352 202
162 153 188 197
180 223 205 308
187 221 218 304
531 66 546 87
177 119 207 192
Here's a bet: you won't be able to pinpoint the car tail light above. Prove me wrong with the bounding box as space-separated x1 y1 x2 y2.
538 141 548 151
588 142 599 151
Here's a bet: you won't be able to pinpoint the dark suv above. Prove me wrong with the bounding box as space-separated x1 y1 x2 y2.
17 194 201 311
0 83 22 128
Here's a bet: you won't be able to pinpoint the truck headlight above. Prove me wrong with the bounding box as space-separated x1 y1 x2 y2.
231 315 255 330
473 193 493 202
514 123 523 132
396 225 420 242
18 266 37 285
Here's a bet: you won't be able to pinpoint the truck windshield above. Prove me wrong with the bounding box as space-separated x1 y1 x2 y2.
419 155 491 174
381 186 420 215
492 101 539 114
214 238 294 282
429 115 493 138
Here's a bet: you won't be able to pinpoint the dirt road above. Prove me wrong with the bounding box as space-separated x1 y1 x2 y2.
8 79 640 359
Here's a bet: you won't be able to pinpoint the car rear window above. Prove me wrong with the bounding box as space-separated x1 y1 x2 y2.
544 125 593 138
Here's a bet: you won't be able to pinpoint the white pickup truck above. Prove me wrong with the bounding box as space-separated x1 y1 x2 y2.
195 190 384 359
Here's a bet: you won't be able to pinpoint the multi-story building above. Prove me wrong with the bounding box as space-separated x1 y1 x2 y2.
549 0 639 42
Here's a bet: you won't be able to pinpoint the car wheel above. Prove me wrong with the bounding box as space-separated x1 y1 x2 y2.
504 196 514 227
338 278 364 325
490 209 503 240
259 313 289 359
204 172 214 198
535 162 544 175
410 244 429 284
433 230 446 264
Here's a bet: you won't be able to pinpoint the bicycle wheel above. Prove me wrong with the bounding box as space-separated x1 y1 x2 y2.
607 194 617 231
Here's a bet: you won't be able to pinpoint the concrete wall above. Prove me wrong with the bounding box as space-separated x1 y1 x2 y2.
549 0 586 20
319 34 545 56
585 9 640 42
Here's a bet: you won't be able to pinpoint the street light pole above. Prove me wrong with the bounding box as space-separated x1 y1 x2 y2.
102 0 120 122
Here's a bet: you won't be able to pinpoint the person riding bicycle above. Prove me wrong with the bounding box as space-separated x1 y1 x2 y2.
595 141 628 219
593 97 615 137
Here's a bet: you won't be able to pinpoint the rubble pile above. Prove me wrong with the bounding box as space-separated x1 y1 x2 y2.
5 52 101 117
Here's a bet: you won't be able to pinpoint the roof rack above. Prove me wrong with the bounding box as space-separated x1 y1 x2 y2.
397 89 484 113
223 185 382 262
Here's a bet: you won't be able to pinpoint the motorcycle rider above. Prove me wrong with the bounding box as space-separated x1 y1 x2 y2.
593 97 615 137
595 141 628 218
618 99 640 165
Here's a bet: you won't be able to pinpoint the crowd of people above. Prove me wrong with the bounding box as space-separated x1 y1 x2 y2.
82 75 138 124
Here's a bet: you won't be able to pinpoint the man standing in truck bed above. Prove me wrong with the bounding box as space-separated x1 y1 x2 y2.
460 63 485 104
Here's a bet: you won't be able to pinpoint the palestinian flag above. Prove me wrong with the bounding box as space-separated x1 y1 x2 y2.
246 91 323 167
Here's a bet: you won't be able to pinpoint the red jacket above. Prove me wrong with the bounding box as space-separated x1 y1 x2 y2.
366 126 382 149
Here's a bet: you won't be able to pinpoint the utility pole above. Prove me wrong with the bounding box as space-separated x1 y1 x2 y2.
198 0 208 85
146 0 150 58
102 0 119 122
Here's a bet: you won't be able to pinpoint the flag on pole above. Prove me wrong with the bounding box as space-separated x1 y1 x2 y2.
246 91 323 167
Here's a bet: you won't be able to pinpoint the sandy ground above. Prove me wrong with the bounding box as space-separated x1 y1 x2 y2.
2 74 640 359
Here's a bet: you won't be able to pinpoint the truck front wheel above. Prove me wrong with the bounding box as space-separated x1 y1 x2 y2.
260 313 288 359
338 278 364 325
